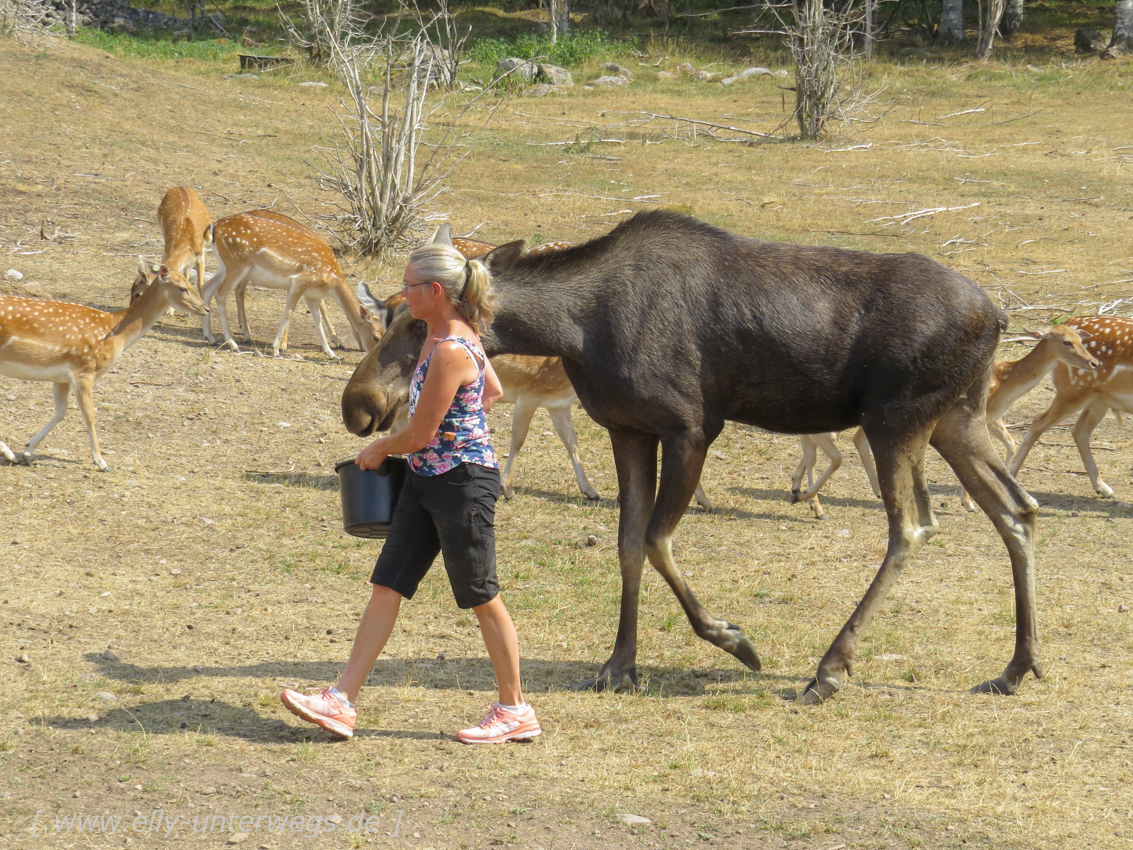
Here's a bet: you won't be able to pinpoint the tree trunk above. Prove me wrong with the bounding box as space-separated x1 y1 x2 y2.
938 0 964 44
1000 0 1023 36
976 0 1008 59
1109 0 1133 53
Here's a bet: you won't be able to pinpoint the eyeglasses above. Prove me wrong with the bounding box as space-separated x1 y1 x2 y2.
401 280 434 291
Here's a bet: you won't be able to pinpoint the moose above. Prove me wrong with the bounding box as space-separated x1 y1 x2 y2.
344 211 1041 704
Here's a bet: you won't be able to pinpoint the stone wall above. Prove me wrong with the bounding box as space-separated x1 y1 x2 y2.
40 0 194 33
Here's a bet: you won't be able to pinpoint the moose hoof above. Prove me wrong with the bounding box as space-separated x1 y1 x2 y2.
571 665 637 693
971 676 1018 695
718 624 761 672
798 674 841 705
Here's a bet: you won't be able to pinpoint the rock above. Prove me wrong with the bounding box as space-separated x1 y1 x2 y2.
721 67 772 86
1075 29 1106 54
496 58 537 84
536 63 573 86
619 813 651 825
226 833 250 845
298 81 328 87
589 75 631 88
4 269 23 282
586 534 597 546
237 73 259 80
523 83 566 98
16 653 30 664
96 691 117 701
603 62 631 77
1119 604 1129 613
99 649 119 662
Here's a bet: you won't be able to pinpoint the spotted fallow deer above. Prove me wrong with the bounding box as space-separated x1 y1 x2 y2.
1009 315 1133 497
201 211 380 359
341 213 1043 705
158 186 212 294
954 324 1099 510
0 261 208 470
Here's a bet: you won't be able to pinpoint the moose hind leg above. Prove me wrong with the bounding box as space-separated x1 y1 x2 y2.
932 400 1041 696
800 426 935 705
645 433 761 673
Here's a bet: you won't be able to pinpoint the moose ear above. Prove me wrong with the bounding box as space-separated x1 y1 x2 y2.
427 223 453 246
483 240 525 274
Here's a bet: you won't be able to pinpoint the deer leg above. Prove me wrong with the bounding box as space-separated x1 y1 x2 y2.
988 417 1016 461
547 404 600 500
72 375 108 471
797 433 842 519
0 439 15 463
790 436 817 502
1072 399 1113 497
204 264 245 352
1009 393 1090 481
272 286 307 357
234 279 253 342
195 250 206 297
692 483 712 510
573 428 658 692
501 395 539 500
644 431 762 673
22 382 71 466
852 427 882 497
932 394 1041 696
200 262 226 344
305 296 340 360
800 425 936 705
317 299 344 350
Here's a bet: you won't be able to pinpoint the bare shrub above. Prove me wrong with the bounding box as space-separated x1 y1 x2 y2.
311 0 488 257
776 0 866 139
0 0 53 42
279 0 363 68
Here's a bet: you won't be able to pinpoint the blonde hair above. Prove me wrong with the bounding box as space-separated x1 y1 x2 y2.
407 243 497 335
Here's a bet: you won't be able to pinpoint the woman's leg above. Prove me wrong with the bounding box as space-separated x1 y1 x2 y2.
337 584 403 703
473 593 523 706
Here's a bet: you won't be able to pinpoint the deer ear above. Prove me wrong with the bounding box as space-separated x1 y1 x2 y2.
1023 328 1043 339
1077 329 1092 340
428 223 453 246
158 265 171 282
137 256 150 275
483 240 525 274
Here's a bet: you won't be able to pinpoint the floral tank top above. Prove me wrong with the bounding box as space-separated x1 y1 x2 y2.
407 336 499 476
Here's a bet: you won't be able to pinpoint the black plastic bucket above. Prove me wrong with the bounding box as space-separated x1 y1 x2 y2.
335 455 407 539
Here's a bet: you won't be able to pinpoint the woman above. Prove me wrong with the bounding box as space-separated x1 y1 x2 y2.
280 242 540 744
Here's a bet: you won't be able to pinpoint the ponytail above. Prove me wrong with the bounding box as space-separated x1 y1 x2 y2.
406 243 498 335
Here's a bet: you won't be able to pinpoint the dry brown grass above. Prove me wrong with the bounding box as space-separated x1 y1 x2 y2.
1 36 1132 850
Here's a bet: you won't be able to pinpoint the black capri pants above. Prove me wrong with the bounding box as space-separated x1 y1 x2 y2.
370 462 501 609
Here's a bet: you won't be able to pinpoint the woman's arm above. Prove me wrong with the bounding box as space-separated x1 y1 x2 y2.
482 356 503 413
356 341 478 470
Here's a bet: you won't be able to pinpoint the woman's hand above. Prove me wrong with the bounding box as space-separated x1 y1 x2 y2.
355 438 389 471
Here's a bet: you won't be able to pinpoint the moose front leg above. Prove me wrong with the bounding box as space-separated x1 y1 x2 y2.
647 433 761 673
573 429 657 692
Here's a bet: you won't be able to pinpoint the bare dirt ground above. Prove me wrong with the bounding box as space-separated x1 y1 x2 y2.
2 36 1132 850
